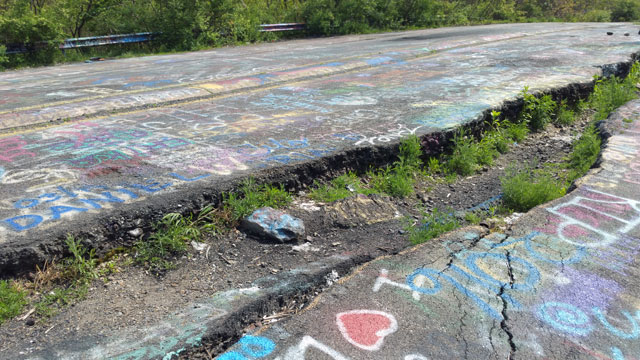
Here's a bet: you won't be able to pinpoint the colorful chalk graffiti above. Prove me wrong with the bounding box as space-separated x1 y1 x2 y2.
213 102 640 359
4 24 640 239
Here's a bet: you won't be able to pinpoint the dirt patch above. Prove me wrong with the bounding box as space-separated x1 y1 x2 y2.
0 111 593 357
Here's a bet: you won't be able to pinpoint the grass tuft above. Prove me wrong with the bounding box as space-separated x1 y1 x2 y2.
590 62 640 121
554 101 575 126
407 208 460 244
310 172 372 202
0 280 27 325
445 129 477 176
567 125 601 181
520 86 557 131
135 205 222 272
224 179 292 221
501 166 566 212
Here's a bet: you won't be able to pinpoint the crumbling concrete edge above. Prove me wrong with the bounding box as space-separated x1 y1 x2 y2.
0 53 638 277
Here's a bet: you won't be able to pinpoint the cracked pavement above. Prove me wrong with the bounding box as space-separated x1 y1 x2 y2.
3 22 640 275
216 100 640 359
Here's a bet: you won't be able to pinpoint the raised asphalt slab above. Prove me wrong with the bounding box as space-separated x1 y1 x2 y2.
5 89 640 360
215 99 640 360
0 23 606 129
1 23 640 274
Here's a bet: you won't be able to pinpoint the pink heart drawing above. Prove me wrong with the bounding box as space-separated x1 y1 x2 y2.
336 310 398 351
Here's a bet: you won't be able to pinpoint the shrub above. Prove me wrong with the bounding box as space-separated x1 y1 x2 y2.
610 0 640 22
0 15 61 67
582 9 612 22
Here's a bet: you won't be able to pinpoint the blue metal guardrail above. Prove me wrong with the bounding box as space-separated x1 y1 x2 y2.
4 24 306 54
259 23 306 32
4 32 158 54
59 32 158 50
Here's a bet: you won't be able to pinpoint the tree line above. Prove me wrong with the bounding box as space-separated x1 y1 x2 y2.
1 0 639 69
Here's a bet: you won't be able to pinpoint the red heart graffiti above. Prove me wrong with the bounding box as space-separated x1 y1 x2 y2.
336 310 398 351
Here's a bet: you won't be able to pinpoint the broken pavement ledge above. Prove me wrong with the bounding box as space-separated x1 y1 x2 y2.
215 100 640 359
3 61 640 360
1 23 640 275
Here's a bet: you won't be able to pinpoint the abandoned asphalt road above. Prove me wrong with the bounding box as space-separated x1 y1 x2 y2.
1 23 640 275
7 97 640 360
216 100 640 360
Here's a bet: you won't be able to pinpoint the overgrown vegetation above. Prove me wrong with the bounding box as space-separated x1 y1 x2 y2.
0 280 26 325
2 58 638 325
499 63 640 212
1 0 639 69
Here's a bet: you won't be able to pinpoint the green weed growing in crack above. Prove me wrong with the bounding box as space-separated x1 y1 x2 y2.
464 211 482 225
504 120 529 143
135 205 222 273
224 179 292 221
34 236 101 318
486 111 511 154
407 207 460 245
554 100 575 126
445 129 477 176
368 165 415 197
426 157 442 175
310 135 426 200
520 86 556 131
590 61 640 121
395 134 423 171
501 165 567 212
567 125 601 181
368 135 425 197
62 235 99 281
310 172 374 202
0 280 27 325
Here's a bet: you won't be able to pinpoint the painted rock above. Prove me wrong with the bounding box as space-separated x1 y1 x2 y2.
241 207 305 243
